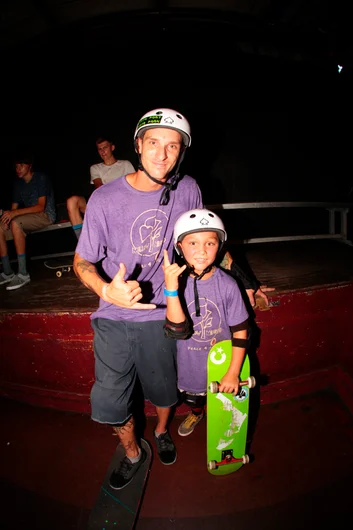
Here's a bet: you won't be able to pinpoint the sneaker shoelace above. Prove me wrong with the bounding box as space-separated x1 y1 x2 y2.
183 414 199 428
116 456 134 478
156 433 173 451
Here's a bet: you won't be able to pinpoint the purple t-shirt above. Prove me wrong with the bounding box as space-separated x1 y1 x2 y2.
177 268 249 394
76 174 202 322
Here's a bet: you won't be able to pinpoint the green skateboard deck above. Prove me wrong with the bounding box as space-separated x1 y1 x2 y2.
88 438 152 529
207 340 255 476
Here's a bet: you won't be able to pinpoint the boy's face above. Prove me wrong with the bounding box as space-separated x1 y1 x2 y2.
179 231 220 275
15 163 32 179
97 141 115 161
137 127 182 182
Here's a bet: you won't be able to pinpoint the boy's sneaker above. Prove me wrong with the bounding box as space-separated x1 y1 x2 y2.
178 412 204 437
109 448 147 490
154 431 177 465
0 272 15 285
6 273 31 291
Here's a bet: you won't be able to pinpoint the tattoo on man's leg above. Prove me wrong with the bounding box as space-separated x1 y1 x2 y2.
113 417 135 436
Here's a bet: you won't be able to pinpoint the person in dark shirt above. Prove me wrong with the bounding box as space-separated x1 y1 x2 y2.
0 152 56 290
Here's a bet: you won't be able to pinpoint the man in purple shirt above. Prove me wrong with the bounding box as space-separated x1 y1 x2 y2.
74 108 201 489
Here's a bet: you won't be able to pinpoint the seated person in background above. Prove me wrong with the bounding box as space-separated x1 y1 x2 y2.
67 136 135 240
0 151 56 290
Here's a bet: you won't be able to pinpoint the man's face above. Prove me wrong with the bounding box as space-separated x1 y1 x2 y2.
15 163 31 179
137 127 183 181
97 141 115 161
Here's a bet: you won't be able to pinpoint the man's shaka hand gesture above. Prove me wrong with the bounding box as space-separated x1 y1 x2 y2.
102 262 156 310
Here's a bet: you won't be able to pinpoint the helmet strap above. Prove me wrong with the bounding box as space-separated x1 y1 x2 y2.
193 266 213 317
179 248 213 317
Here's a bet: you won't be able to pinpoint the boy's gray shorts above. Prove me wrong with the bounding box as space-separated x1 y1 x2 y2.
90 318 178 425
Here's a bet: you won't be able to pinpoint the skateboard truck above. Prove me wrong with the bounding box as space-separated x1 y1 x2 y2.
44 260 73 278
55 265 71 278
209 376 256 394
208 450 250 470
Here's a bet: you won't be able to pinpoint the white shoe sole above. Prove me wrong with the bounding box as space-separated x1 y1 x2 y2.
6 278 31 291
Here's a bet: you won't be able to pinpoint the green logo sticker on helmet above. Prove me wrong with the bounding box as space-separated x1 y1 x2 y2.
137 116 163 129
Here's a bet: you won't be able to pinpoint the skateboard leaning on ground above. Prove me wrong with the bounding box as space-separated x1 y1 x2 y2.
44 258 73 277
88 438 152 530
207 339 256 476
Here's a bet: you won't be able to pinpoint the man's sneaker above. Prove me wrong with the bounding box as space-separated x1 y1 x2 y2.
0 272 15 286
6 273 31 291
178 412 204 437
109 448 147 490
154 431 177 465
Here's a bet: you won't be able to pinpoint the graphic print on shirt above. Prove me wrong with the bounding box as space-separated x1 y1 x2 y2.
188 297 222 345
130 209 169 259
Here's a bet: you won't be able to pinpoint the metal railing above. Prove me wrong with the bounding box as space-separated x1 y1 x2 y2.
206 202 352 245
28 201 352 261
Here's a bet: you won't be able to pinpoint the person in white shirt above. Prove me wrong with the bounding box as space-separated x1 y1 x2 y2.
66 136 135 239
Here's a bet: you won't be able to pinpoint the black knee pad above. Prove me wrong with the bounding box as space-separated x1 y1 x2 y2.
180 391 206 408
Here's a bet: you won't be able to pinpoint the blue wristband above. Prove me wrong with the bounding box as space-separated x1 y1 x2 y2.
164 289 178 297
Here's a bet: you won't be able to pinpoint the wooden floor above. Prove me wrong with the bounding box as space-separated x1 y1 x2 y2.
1 240 353 314
2 386 353 530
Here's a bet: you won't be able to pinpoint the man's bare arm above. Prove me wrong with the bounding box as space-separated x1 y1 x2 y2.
73 254 101 294
73 252 156 310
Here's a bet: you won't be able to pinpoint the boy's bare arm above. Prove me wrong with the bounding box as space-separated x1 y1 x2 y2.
219 328 247 395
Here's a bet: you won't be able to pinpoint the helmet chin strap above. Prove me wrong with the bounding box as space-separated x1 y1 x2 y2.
137 149 186 205
192 266 213 317
179 250 214 317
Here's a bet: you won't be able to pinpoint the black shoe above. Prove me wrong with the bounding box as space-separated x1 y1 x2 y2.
109 448 147 490
154 431 177 465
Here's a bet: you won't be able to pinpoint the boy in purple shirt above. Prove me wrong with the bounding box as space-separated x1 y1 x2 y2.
163 209 249 437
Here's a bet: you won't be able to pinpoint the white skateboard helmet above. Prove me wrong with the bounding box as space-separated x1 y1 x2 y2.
174 209 227 255
134 108 191 147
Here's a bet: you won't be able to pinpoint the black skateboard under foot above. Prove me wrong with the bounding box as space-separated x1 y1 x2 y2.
88 439 152 529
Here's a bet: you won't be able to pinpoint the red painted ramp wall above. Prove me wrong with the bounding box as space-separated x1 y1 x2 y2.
1 283 353 415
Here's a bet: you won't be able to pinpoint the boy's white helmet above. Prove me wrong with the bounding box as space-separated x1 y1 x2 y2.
134 108 191 147
174 209 227 255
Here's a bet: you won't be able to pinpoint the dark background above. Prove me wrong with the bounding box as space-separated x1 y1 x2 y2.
1 8 352 210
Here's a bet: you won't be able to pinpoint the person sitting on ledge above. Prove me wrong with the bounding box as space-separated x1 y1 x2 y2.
66 135 135 240
0 151 56 291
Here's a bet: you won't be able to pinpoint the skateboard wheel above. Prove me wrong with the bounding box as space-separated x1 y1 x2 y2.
67 266 71 272
209 381 219 393
243 455 250 464
56 271 62 278
247 376 256 388
208 460 217 470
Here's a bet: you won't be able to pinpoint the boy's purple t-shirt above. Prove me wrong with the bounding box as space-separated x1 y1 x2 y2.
177 268 249 394
76 174 202 322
